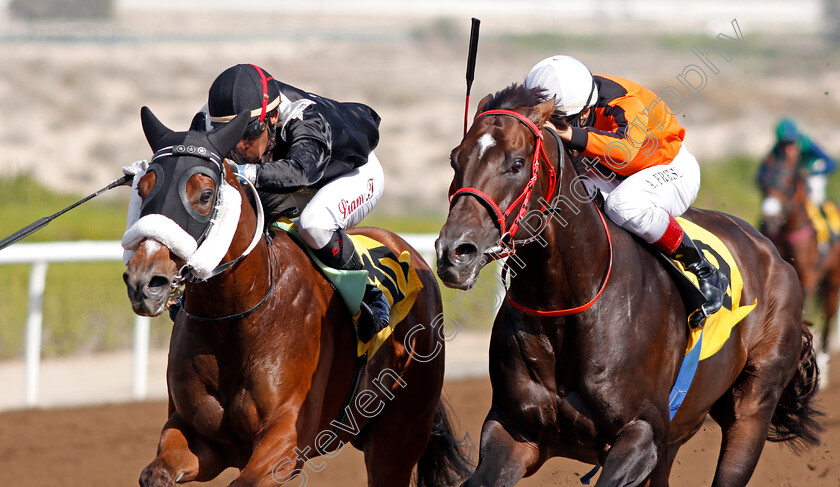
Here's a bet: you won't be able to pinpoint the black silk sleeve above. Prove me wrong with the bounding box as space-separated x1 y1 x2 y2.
254 113 333 192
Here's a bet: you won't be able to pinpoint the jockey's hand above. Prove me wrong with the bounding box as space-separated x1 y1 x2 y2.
122 159 148 177
232 163 257 184
555 124 574 143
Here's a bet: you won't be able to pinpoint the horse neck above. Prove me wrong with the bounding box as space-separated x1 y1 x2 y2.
182 184 275 320
783 185 814 234
507 154 611 313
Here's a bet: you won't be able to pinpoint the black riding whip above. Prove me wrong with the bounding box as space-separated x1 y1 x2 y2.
463 17 481 137
0 174 132 251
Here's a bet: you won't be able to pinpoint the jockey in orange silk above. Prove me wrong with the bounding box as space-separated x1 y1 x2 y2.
525 55 727 328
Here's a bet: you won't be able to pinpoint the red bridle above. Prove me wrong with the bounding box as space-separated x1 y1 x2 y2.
448 108 612 317
449 109 557 254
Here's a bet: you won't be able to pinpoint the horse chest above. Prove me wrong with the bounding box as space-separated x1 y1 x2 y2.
167 347 253 439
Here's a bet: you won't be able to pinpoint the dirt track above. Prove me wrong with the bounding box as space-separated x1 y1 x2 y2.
0 353 838 487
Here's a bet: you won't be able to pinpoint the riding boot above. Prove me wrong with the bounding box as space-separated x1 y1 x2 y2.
655 216 729 328
313 229 392 342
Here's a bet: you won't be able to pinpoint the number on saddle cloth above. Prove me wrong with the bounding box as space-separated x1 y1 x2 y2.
272 220 424 356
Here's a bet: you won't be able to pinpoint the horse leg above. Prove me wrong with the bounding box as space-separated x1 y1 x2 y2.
816 274 839 389
140 414 229 487
227 417 301 487
643 443 681 487
594 418 661 487
462 417 540 487
819 269 840 353
360 389 438 487
708 356 794 486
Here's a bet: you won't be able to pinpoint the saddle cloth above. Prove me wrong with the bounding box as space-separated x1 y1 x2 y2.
805 199 840 248
660 217 758 420
670 217 757 360
273 220 423 358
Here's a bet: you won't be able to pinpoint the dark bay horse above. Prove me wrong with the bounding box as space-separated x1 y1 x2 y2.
435 84 822 486
122 107 470 486
758 149 840 358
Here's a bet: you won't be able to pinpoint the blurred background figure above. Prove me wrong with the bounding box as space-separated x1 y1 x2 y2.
768 117 837 205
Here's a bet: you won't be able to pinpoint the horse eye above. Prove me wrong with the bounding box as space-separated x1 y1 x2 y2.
450 158 457 170
199 189 214 204
509 158 525 174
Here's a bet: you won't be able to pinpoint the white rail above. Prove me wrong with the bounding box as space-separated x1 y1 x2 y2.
0 237 437 408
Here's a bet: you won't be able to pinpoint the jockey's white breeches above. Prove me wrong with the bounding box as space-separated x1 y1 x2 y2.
298 152 385 249
806 173 827 205
584 144 701 243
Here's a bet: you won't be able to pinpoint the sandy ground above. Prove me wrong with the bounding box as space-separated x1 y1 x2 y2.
0 350 837 487
0 331 490 411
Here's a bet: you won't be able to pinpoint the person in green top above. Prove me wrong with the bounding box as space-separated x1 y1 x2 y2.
770 117 837 204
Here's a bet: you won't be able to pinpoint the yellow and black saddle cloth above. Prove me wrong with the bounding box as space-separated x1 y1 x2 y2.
273 219 423 358
657 217 758 419
804 199 840 250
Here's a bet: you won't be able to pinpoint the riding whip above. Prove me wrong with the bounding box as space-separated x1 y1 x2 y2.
463 17 481 137
0 174 132 251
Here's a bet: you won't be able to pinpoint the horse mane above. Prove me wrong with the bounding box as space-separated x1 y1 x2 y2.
483 83 570 131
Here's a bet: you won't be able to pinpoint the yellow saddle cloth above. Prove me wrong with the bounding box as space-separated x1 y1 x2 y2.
349 233 424 357
673 217 757 360
273 220 423 358
805 200 840 247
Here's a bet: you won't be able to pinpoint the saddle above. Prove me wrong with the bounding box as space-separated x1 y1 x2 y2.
273 219 423 358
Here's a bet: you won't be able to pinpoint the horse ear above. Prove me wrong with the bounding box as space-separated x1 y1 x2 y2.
140 106 172 151
207 111 249 156
189 111 207 132
533 97 556 127
474 94 492 118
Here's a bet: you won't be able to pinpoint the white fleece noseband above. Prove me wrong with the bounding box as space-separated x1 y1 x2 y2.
121 174 242 280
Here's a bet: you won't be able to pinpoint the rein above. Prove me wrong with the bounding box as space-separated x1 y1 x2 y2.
177 244 279 323
450 107 613 317
505 207 613 317
171 174 278 322
449 109 556 257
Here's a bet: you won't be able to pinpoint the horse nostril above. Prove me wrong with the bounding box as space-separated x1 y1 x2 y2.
453 242 478 264
145 275 171 298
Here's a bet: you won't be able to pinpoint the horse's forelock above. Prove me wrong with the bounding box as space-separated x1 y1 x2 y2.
486 83 546 111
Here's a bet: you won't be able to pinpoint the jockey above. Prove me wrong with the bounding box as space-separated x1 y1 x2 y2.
204 63 390 340
524 55 727 328
772 117 837 205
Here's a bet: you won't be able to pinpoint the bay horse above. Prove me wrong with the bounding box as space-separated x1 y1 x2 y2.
122 107 471 487
435 84 822 486
758 149 840 357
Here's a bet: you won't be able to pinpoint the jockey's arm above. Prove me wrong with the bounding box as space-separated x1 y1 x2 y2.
253 114 333 192
567 97 649 174
802 136 837 175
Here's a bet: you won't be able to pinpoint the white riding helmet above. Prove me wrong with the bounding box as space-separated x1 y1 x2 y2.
524 55 598 116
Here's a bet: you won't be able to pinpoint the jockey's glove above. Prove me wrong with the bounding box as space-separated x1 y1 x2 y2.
233 163 258 184
122 159 148 177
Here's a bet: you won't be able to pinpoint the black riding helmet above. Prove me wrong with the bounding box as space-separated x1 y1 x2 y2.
208 64 281 140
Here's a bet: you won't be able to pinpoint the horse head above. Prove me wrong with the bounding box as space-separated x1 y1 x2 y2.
122 107 250 316
758 146 805 236
436 84 561 290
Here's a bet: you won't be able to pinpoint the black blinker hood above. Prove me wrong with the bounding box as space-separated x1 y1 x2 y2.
138 106 249 243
